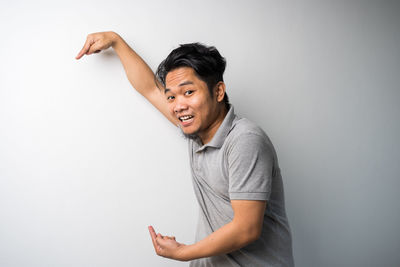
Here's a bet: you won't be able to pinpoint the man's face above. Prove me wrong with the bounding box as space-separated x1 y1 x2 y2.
164 67 222 142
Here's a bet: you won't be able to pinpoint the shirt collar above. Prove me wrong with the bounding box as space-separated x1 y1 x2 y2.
195 105 236 152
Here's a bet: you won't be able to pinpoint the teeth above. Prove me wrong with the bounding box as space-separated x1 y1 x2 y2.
179 115 193 121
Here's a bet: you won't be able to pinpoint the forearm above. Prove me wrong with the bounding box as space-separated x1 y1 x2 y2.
110 32 159 98
179 220 258 261
149 201 265 262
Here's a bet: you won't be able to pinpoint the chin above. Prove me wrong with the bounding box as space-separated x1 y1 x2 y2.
179 126 199 140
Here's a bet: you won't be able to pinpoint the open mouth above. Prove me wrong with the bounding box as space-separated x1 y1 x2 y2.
179 115 194 122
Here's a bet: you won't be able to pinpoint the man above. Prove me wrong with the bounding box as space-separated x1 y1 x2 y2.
76 31 294 266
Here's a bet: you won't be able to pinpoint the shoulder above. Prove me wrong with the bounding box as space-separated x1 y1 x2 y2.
233 117 265 134
225 117 275 155
229 117 270 144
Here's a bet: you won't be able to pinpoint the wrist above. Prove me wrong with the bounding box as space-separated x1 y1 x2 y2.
109 31 122 48
176 244 194 262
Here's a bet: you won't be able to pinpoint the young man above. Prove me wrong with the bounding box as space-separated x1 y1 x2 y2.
76 31 294 266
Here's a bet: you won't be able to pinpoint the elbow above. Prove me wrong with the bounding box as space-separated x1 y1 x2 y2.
239 225 262 247
247 227 262 243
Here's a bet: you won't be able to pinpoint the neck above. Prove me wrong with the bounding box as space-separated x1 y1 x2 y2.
198 105 228 144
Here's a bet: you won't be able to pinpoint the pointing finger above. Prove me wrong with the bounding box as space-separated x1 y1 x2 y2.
149 225 164 255
148 226 158 246
75 36 93 60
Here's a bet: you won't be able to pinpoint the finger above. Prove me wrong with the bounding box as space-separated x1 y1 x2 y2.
75 37 92 60
87 42 103 55
148 226 156 237
157 233 164 239
156 235 177 247
148 226 160 252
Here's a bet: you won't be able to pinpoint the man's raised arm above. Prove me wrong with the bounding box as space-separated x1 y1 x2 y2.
75 31 176 124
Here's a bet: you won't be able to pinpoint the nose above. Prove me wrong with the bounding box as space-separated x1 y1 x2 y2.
173 97 188 114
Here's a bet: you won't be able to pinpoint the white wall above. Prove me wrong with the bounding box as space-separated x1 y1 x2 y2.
1 1 399 266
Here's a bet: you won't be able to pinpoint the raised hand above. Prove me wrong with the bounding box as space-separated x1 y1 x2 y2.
148 225 188 261
75 31 118 60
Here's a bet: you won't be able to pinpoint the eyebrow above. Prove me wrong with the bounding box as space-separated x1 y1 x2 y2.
164 80 194 94
179 81 194 87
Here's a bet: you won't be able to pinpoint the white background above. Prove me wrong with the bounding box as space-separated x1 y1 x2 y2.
1 1 399 266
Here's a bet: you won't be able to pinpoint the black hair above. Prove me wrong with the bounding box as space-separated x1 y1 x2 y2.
155 42 229 108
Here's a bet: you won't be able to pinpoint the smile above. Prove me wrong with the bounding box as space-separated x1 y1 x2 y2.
179 115 194 122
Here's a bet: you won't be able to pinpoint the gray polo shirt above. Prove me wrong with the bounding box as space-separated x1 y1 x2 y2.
188 106 294 267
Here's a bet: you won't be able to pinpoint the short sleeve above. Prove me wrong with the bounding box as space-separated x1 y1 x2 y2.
227 132 274 201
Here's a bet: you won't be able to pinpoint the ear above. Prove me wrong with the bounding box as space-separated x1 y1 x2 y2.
214 82 226 103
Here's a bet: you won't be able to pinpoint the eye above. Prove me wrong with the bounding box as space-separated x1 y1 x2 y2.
185 90 194 96
167 95 175 101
